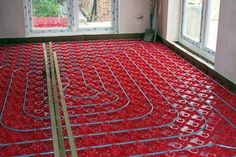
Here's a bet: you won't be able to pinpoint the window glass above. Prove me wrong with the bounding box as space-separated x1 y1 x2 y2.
78 0 112 29
182 0 203 42
204 0 220 51
32 0 68 29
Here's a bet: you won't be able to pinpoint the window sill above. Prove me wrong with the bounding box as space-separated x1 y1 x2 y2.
172 41 215 70
178 38 215 65
26 30 116 38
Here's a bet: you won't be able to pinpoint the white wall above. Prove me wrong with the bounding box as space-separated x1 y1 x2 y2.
215 0 236 83
155 0 180 41
166 0 181 41
156 0 168 39
0 0 25 38
119 0 150 33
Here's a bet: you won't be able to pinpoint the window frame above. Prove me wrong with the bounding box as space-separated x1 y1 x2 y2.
71 0 118 32
179 0 219 56
180 0 205 47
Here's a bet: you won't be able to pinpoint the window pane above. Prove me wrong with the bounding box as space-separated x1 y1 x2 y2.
78 0 112 29
32 0 68 29
182 0 203 42
204 0 220 51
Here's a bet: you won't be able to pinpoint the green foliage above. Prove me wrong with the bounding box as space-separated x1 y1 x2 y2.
32 0 60 17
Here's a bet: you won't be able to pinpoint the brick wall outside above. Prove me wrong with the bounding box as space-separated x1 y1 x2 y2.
79 0 111 22
96 0 111 22
79 0 90 17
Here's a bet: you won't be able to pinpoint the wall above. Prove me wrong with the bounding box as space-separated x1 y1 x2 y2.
79 0 112 22
156 0 168 39
155 0 180 41
0 0 25 38
166 0 181 41
215 0 236 83
97 0 111 22
119 0 150 33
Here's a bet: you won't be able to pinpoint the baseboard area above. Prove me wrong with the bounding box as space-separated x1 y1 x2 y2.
0 33 144 45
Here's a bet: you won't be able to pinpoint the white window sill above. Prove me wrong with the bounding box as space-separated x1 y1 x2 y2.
171 41 215 70
178 38 215 65
26 30 116 38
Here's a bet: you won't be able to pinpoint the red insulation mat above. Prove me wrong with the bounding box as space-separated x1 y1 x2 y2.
0 40 236 156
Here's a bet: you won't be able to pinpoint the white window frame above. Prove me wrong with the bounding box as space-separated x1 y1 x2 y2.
24 0 118 36
179 0 220 62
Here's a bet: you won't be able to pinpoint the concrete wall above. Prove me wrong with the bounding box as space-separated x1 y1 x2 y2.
166 0 181 41
155 0 180 41
156 0 168 39
215 0 236 83
119 0 150 33
0 0 25 38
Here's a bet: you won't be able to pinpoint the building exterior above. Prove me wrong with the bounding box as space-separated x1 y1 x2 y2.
79 0 111 22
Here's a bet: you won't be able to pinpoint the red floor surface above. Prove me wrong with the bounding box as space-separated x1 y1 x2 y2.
0 40 236 156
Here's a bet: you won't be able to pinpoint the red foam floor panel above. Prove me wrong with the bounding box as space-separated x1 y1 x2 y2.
0 40 236 156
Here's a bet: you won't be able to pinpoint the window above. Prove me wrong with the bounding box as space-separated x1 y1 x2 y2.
204 0 220 51
31 0 69 30
180 0 220 55
182 0 203 42
24 0 117 35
